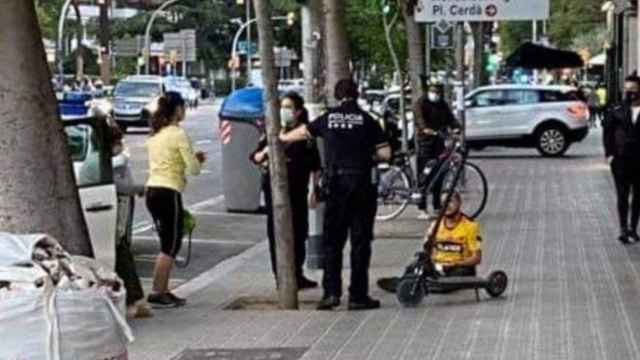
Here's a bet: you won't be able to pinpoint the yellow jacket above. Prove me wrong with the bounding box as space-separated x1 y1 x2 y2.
145 125 201 193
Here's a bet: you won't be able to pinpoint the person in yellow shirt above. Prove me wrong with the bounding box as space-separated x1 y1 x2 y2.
425 191 482 277
145 92 206 308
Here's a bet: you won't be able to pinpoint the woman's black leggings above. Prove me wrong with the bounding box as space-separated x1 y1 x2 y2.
146 187 184 258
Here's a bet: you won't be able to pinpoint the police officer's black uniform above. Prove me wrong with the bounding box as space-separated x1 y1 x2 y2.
306 99 388 310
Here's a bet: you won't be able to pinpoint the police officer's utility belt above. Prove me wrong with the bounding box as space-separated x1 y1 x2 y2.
334 168 370 176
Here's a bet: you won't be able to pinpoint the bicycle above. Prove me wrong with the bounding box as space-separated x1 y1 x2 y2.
376 131 488 221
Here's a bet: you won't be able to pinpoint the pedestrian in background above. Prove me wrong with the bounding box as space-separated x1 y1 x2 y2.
251 92 321 290
414 84 460 219
145 91 206 307
603 74 640 244
280 79 391 311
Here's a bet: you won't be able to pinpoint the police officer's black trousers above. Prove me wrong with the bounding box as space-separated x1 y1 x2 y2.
263 175 309 282
323 174 377 301
611 158 640 232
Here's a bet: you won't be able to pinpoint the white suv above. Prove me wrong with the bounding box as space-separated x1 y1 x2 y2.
465 85 589 157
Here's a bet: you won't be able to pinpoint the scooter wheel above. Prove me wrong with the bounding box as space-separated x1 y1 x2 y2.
486 271 508 298
397 276 426 307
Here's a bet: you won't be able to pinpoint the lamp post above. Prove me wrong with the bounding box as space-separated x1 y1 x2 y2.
144 0 183 74
230 16 288 91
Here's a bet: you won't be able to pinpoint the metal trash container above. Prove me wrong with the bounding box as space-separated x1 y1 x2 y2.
218 87 264 212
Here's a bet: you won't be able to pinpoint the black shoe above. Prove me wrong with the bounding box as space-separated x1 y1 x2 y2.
166 292 187 307
148 293 183 308
618 233 631 245
316 295 340 310
348 296 381 311
298 276 318 290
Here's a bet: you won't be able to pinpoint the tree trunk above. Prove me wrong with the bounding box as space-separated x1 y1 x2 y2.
99 0 111 85
324 0 351 105
72 0 84 81
471 22 490 88
0 0 93 256
401 0 425 104
253 0 299 310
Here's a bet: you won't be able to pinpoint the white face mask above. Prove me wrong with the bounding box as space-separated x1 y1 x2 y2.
280 108 296 128
428 92 441 103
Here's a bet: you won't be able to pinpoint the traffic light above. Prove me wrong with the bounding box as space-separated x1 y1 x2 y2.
287 12 296 26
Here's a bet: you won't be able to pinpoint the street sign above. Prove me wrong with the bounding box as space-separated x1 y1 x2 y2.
415 0 550 22
164 29 197 62
113 35 142 57
431 26 454 49
238 41 258 56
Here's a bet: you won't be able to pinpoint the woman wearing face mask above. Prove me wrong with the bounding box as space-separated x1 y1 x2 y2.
251 92 321 289
414 84 461 219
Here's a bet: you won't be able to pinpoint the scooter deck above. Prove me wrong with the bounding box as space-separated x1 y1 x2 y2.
428 276 488 288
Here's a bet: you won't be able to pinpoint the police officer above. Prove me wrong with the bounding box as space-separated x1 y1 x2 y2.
280 79 391 310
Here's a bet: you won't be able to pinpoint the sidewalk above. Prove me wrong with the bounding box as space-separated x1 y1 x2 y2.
129 130 640 360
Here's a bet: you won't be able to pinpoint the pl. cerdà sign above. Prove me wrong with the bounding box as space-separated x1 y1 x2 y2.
415 0 550 22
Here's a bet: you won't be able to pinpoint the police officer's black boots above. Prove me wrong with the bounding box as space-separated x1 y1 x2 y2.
348 296 381 311
316 295 340 310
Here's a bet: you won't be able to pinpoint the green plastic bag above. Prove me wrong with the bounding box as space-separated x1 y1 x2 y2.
183 209 196 235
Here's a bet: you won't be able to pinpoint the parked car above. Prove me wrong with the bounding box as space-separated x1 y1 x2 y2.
63 117 118 269
278 78 304 96
464 85 589 157
112 75 165 132
165 76 199 108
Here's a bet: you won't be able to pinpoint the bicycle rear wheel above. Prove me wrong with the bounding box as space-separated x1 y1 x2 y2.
376 166 411 221
441 161 488 219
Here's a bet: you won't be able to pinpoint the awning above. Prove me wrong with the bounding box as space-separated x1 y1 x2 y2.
505 42 584 69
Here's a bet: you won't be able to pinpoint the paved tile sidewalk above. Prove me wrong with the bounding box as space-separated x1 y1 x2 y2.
129 130 640 360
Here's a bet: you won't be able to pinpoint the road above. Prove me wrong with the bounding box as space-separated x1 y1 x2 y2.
123 100 268 291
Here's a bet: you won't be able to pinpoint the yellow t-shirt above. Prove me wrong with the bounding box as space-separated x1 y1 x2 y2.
432 216 482 265
145 125 201 193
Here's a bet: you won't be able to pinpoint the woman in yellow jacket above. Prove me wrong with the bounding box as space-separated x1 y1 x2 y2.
145 92 206 308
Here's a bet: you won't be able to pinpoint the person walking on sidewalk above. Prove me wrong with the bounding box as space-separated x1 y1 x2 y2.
414 84 461 219
251 92 321 290
145 92 207 307
603 74 640 244
280 79 391 311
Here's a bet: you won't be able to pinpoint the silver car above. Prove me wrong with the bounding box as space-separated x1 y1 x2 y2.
112 75 164 132
465 85 590 157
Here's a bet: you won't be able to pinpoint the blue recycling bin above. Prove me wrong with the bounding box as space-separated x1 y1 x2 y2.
219 87 265 212
58 91 94 118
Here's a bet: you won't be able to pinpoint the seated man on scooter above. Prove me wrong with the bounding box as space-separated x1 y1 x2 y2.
425 191 482 277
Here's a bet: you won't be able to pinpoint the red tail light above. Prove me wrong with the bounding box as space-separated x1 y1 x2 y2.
567 102 588 121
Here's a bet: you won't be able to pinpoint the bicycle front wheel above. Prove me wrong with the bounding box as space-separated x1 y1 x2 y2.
441 161 488 219
376 166 411 221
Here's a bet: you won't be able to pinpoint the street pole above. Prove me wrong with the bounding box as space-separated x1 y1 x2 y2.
246 0 252 85
182 36 187 76
144 0 182 75
425 24 431 83
532 20 538 84
455 22 466 144
57 0 74 85
231 16 287 92
301 0 324 270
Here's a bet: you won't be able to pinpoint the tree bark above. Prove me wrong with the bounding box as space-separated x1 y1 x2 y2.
0 0 93 256
99 0 111 85
471 22 490 88
401 0 425 104
253 0 299 310
324 0 351 105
